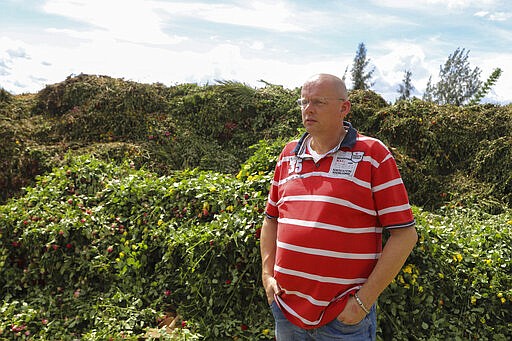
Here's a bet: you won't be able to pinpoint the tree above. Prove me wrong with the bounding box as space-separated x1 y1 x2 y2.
351 42 375 90
422 76 435 102
468 67 502 105
397 70 415 100
341 65 349 82
423 47 482 105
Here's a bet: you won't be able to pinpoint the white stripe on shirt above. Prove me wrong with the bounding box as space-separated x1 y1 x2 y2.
275 171 371 190
277 195 377 216
274 265 367 285
277 241 381 260
278 217 383 234
378 203 411 216
372 178 404 192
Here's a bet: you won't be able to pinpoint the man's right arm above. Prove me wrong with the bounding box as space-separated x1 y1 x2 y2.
260 216 280 304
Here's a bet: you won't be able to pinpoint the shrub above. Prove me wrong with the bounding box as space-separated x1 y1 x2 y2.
0 155 274 340
346 89 388 134
0 88 13 104
379 206 512 340
1 155 510 340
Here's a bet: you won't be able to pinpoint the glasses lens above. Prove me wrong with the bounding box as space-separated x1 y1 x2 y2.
297 98 307 107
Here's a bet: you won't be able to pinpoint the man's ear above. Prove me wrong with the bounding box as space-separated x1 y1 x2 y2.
341 101 351 115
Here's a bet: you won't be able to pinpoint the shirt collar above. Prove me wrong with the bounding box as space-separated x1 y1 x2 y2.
292 121 357 156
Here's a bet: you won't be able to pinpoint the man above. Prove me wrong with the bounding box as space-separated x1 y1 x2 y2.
260 73 417 340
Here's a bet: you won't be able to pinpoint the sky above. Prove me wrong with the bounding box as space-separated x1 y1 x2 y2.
1 0 511 104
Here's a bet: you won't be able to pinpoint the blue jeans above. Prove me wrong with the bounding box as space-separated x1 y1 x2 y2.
270 301 376 340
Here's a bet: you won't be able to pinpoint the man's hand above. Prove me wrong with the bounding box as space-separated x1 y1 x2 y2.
338 226 417 325
262 274 282 305
337 295 367 325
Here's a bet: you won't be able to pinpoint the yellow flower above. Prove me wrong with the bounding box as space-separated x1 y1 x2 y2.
262 329 270 335
497 292 503 298
507 220 512 225
226 205 234 212
484 259 492 265
158 219 164 226
438 273 445 279
403 265 413 274
453 253 462 262
501 298 506 304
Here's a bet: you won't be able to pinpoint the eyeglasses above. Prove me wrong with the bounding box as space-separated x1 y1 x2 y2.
296 97 346 108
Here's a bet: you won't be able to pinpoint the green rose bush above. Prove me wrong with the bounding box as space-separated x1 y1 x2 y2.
1 148 511 340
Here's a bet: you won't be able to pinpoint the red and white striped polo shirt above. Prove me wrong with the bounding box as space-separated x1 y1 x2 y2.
265 122 415 329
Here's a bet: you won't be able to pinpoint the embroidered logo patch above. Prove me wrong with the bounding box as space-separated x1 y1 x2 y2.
329 151 364 177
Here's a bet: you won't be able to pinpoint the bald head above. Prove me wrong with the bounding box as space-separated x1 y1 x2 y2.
302 74 348 100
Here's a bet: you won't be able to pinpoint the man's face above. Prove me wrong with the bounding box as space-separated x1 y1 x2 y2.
300 80 348 136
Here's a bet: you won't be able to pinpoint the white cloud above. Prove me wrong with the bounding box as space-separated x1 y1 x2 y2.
368 42 431 101
373 0 500 10
153 0 305 33
42 0 187 45
6 47 30 59
42 0 307 36
249 41 265 50
474 10 512 21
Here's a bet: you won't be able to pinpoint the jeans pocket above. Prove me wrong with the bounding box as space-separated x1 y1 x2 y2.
330 315 368 334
